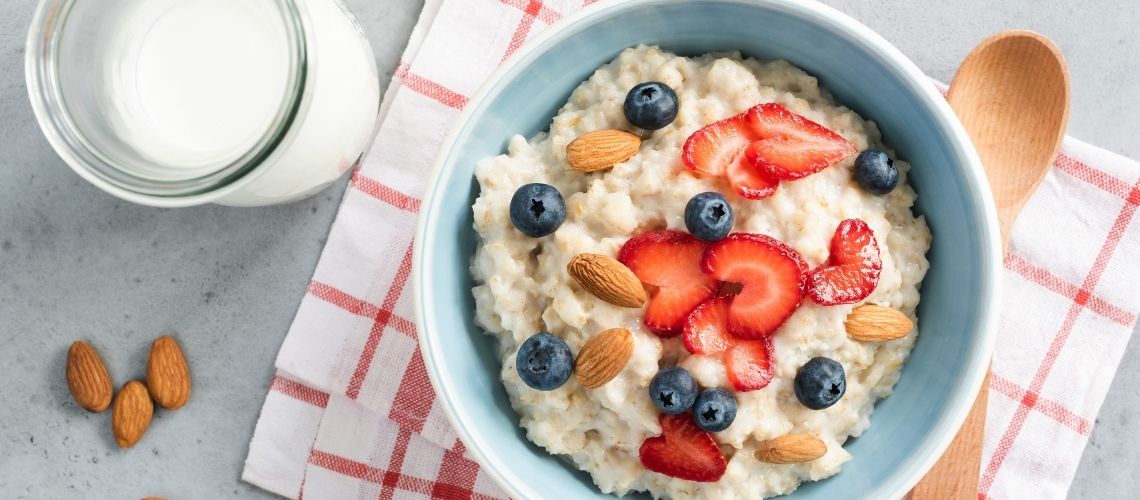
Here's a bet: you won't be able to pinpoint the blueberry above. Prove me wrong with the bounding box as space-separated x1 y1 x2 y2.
692 388 737 432
684 192 734 242
515 332 573 391
623 82 679 130
649 367 697 414
853 148 899 195
794 357 846 410
509 183 566 237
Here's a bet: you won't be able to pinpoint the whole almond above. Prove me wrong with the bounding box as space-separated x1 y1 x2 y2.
575 328 634 389
845 305 914 342
66 341 113 413
754 434 827 464
112 380 154 448
567 253 647 308
565 129 641 172
147 336 191 410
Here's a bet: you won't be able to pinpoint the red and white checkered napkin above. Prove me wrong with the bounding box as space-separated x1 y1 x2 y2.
242 1 1140 498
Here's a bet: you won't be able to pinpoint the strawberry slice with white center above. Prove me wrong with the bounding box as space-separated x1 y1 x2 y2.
682 114 756 177
700 233 808 339
683 296 777 392
683 113 780 199
725 152 779 200
618 230 720 336
743 103 857 181
683 296 736 355
807 218 882 305
639 413 727 482
724 338 775 391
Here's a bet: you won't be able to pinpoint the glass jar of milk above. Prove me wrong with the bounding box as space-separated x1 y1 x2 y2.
26 0 381 207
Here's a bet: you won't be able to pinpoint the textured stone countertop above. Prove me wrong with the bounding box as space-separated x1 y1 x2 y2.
1 1 1136 498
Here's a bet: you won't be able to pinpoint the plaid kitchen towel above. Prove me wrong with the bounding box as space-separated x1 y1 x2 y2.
242 1 1140 498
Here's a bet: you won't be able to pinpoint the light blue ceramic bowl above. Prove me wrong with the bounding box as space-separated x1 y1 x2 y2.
414 0 1001 498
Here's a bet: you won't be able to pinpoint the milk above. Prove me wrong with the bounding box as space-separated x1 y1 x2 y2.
28 0 381 206
103 0 295 178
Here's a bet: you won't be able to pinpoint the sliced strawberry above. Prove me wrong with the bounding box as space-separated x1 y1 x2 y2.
807 219 882 305
683 297 736 355
725 152 779 200
724 338 775 392
619 230 720 336
743 103 856 181
682 114 758 177
828 218 881 266
639 413 727 482
700 233 808 339
684 296 776 391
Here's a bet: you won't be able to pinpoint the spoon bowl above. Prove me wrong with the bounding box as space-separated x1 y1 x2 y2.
948 30 1071 245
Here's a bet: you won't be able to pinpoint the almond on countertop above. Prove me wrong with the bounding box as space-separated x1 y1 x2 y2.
567 253 648 308
146 335 191 410
112 380 154 449
66 341 113 413
575 328 634 389
754 434 827 464
844 304 913 342
565 129 641 173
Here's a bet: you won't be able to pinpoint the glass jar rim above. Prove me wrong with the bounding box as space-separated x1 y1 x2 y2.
25 0 310 198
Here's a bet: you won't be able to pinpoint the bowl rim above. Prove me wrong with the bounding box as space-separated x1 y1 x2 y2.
412 0 1002 498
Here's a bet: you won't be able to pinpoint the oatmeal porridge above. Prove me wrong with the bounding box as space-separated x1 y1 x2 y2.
470 45 931 498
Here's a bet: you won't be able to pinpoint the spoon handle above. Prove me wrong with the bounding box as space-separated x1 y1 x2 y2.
910 372 989 499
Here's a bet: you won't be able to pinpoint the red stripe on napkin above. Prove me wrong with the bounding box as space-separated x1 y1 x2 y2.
395 61 469 109
346 245 415 400
271 375 330 409
1005 253 1135 325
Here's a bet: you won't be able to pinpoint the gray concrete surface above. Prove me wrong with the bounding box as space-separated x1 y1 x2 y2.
0 1 1135 498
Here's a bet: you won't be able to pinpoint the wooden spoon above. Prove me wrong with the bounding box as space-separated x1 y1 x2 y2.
910 31 1070 499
